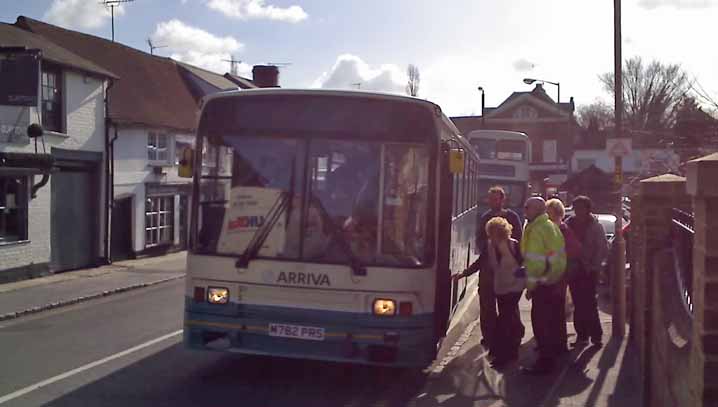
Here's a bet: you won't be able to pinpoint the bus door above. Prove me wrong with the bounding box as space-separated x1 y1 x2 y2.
433 144 455 344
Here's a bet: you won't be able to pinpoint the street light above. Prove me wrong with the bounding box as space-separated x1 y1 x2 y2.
523 77 560 103
477 86 485 116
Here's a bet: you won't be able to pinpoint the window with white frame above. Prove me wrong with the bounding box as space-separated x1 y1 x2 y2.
148 132 171 164
145 196 174 247
0 176 29 243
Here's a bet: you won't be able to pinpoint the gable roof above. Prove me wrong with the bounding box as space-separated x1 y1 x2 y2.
15 16 201 132
0 22 116 79
486 85 574 119
224 73 257 89
177 62 239 91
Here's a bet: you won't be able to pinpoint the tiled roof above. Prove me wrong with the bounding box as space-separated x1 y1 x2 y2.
16 16 201 132
177 62 239 91
224 73 257 89
0 22 116 79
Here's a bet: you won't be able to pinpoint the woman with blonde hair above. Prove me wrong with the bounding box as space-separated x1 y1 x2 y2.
484 216 525 367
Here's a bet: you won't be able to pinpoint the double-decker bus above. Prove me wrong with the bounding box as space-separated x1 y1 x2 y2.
183 89 481 367
465 130 530 216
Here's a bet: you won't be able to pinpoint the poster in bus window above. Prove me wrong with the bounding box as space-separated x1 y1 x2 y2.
381 146 429 260
218 187 286 255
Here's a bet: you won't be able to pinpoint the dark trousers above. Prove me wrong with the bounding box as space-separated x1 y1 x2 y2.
478 268 498 353
496 292 524 359
557 279 568 350
531 282 566 360
569 270 603 340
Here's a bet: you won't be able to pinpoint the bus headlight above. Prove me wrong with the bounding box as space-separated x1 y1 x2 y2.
373 299 396 316
207 287 229 304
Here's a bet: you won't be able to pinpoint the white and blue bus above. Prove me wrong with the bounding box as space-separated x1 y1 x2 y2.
465 130 530 216
183 89 481 367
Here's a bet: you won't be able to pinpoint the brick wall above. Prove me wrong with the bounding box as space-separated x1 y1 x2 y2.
687 153 718 406
633 154 718 406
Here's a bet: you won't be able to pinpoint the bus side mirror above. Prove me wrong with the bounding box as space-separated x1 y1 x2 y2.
178 147 194 178
449 148 465 174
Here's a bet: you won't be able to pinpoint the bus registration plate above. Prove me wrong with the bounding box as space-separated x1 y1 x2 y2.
268 323 325 341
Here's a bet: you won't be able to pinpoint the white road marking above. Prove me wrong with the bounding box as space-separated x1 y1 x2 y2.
0 329 183 405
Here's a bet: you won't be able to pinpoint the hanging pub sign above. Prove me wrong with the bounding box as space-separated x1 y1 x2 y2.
0 47 41 107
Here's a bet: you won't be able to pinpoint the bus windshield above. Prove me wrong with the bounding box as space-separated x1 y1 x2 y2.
195 134 432 267
471 138 526 161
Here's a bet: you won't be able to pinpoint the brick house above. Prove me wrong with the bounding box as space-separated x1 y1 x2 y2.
452 83 580 196
0 23 117 281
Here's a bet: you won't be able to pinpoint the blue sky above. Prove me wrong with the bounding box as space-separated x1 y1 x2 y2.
2 0 717 116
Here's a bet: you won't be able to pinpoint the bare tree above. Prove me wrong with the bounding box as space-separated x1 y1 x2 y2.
576 100 614 130
406 64 420 97
690 78 718 115
600 56 691 131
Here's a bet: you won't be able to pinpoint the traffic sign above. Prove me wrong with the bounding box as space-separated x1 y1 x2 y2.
607 138 632 157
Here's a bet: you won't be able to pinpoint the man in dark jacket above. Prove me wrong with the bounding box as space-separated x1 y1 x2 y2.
455 186 522 358
566 196 608 347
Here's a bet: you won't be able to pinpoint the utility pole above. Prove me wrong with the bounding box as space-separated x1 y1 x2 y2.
613 0 627 338
101 0 134 42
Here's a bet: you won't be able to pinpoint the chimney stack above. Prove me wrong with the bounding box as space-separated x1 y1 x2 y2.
252 65 279 88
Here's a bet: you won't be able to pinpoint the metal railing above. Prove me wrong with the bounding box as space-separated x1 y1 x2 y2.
671 208 694 316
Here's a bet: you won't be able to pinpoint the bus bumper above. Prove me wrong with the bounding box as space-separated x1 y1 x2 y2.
183 301 436 367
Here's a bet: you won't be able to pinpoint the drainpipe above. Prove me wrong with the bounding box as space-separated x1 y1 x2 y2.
103 78 115 265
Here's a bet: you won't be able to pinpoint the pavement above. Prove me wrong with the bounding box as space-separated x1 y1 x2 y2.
0 252 186 321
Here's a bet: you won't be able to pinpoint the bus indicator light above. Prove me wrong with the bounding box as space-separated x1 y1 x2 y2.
399 302 413 316
194 287 205 303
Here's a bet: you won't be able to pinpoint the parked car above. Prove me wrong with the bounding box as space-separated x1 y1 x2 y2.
595 213 630 286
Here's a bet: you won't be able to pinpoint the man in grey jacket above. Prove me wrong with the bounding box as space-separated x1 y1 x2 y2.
566 196 609 347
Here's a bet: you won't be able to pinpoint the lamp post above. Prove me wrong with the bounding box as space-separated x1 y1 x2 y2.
523 78 560 104
478 86 485 128
613 0 626 338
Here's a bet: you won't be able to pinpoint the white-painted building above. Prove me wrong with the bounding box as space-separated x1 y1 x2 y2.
15 16 265 260
571 148 680 177
0 23 117 281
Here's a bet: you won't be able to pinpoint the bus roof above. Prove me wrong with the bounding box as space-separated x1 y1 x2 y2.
465 129 528 140
200 88 444 114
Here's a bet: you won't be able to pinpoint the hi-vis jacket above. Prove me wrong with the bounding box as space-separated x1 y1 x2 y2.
520 213 567 290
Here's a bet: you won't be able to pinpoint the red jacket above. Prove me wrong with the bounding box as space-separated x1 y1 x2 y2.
559 222 582 259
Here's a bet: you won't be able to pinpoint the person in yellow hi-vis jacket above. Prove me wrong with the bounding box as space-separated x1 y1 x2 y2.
519 197 567 375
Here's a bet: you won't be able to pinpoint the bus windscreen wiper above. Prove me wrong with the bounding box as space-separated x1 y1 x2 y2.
235 191 290 268
308 194 367 277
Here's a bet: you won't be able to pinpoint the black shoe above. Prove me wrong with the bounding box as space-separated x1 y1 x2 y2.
491 355 516 369
571 337 589 348
591 336 603 347
520 359 554 375
557 346 570 355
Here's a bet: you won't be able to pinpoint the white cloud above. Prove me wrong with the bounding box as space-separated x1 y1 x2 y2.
638 0 717 8
207 0 308 23
513 58 536 72
44 0 125 30
151 19 248 75
313 54 406 94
